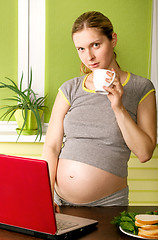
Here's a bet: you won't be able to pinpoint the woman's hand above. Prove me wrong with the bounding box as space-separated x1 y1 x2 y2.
54 202 60 213
103 68 124 111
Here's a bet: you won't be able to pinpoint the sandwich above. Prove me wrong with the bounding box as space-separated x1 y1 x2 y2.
135 214 158 239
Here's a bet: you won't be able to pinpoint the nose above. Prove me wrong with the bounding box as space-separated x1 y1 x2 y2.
87 49 95 61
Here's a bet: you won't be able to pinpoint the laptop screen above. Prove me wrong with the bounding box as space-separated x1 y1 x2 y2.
0 154 57 235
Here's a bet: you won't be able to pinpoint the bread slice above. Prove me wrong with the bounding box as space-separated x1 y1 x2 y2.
138 228 158 239
135 214 158 225
135 221 158 230
138 232 158 239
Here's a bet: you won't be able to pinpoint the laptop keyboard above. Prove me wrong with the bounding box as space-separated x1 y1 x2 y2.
56 219 78 231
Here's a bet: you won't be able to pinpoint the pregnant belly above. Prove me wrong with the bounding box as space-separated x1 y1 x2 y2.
55 159 127 204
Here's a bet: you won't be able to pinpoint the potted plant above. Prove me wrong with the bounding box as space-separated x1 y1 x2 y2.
0 69 47 141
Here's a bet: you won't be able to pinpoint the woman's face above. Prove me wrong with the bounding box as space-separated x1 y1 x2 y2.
73 28 117 72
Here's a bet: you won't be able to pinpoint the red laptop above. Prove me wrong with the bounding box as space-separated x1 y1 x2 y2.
0 154 98 239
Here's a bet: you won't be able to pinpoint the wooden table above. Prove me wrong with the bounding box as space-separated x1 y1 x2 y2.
0 206 157 239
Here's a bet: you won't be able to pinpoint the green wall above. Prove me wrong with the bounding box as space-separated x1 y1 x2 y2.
0 0 18 119
45 0 152 122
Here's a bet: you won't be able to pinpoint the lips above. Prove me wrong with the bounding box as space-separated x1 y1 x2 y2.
89 62 99 68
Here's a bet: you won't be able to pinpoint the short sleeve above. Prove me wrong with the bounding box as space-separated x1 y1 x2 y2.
58 77 83 106
58 79 74 106
134 77 155 104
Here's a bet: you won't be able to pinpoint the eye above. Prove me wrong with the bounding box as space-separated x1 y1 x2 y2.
93 42 100 48
77 47 84 52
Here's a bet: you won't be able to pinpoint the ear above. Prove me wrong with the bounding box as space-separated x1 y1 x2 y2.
112 32 117 48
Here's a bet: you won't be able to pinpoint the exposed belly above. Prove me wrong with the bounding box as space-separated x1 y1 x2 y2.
55 159 127 204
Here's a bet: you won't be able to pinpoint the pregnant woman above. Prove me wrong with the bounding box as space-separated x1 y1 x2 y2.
42 11 157 208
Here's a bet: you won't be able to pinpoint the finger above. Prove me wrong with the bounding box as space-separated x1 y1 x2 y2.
105 77 112 84
112 79 121 87
107 73 120 86
111 68 120 81
106 71 115 79
112 74 121 86
103 85 115 94
104 84 123 95
54 203 60 213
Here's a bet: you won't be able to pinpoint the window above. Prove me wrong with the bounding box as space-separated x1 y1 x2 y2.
18 0 45 96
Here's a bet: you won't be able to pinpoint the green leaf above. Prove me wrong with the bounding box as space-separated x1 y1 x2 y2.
128 212 137 222
19 72 23 91
5 77 18 88
120 216 134 223
120 222 135 233
0 106 18 120
111 216 121 226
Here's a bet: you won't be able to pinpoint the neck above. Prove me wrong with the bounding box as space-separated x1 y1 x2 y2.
107 60 127 84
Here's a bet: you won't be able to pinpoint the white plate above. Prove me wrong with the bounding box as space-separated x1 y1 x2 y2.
119 226 155 239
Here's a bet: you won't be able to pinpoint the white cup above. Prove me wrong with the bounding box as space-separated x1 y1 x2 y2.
93 69 116 94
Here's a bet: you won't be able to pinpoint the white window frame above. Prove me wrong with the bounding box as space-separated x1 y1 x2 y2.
151 0 158 141
18 0 45 96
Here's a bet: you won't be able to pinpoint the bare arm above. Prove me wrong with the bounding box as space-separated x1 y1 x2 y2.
113 92 157 162
105 71 157 163
42 92 70 191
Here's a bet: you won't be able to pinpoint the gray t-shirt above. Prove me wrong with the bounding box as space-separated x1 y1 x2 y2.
59 72 155 177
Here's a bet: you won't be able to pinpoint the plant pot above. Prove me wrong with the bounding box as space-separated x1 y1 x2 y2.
14 109 43 135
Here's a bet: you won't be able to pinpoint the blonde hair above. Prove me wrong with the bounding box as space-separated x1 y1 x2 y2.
72 11 119 74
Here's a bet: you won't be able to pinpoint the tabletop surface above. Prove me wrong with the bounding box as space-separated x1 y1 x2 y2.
0 206 157 240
